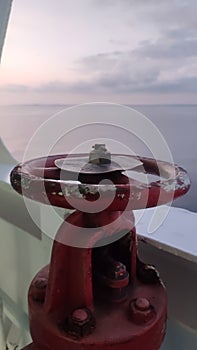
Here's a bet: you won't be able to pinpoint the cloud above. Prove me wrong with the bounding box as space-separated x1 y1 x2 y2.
95 0 197 40
136 29 197 59
1 0 197 97
71 25 197 94
142 1 197 32
2 74 197 97
148 77 197 93
0 84 30 92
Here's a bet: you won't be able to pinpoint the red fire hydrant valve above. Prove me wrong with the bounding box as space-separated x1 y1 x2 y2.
11 145 190 350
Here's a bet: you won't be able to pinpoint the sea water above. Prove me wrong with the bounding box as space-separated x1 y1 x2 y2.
0 104 196 212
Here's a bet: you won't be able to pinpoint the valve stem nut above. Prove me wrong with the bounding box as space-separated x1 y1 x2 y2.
67 308 95 338
130 297 155 324
89 144 111 165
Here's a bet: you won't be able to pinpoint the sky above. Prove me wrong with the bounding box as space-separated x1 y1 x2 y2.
0 0 197 105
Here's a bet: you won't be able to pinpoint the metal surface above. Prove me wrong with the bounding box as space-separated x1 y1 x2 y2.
55 155 142 174
10 149 190 350
10 154 190 211
23 211 167 350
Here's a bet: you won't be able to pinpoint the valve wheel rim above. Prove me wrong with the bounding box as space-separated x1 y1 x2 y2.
10 154 190 211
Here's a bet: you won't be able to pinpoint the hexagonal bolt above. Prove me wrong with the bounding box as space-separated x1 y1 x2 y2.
72 309 89 323
113 262 127 280
106 260 128 281
130 297 155 325
135 298 150 311
67 308 95 338
137 264 160 284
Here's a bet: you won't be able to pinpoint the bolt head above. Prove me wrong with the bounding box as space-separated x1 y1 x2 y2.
67 308 95 338
130 297 154 325
72 309 89 323
137 264 160 284
135 298 150 311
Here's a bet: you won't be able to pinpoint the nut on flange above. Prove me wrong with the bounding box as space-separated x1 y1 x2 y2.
130 298 155 324
67 308 96 338
137 264 160 284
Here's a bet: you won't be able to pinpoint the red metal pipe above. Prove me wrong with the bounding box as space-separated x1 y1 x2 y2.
22 208 167 350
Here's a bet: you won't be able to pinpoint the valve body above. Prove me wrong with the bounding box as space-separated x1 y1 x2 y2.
22 210 167 350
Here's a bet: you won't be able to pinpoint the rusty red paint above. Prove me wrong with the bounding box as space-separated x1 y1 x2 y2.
21 209 167 350
10 154 190 211
10 153 190 350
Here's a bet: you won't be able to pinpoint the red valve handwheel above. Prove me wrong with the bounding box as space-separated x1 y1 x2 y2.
11 153 190 211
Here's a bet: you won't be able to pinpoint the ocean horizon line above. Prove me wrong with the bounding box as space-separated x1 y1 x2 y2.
1 103 197 108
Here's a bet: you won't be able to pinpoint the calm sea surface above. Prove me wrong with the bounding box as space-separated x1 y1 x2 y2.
0 104 196 212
